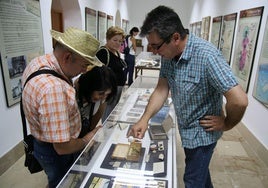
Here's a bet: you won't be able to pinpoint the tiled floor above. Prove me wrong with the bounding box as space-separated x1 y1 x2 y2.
176 124 268 188
1 70 267 188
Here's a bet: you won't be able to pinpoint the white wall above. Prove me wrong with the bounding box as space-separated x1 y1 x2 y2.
189 0 268 148
0 0 124 158
0 0 52 158
0 0 267 158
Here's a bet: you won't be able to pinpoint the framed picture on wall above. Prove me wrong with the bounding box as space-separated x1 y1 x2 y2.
195 21 202 38
253 17 268 108
219 13 237 65
0 0 44 107
107 14 113 30
232 6 264 92
98 11 107 46
210 16 223 48
122 19 129 34
85 7 97 38
201 16 211 41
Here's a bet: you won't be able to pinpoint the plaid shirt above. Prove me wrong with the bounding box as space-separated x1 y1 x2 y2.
22 53 81 143
160 33 237 148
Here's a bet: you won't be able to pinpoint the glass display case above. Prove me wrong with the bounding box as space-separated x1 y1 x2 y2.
57 76 178 188
135 52 161 78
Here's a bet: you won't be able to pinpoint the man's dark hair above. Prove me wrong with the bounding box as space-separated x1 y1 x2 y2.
140 5 188 41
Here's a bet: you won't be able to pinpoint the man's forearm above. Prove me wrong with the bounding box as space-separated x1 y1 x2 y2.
224 103 247 131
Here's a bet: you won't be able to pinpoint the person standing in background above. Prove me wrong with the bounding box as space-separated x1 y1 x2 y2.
22 28 103 188
127 6 248 188
124 27 139 86
75 66 117 138
96 26 127 122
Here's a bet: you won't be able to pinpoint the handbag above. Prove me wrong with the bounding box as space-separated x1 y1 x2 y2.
21 69 71 174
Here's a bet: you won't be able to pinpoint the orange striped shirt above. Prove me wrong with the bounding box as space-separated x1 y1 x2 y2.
22 53 81 143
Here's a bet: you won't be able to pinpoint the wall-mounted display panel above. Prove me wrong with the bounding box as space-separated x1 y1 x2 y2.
253 16 268 108
219 13 237 65
195 21 202 38
210 16 223 48
0 0 44 107
98 11 107 45
85 7 97 38
201 16 211 41
232 6 264 92
107 15 113 30
122 19 129 34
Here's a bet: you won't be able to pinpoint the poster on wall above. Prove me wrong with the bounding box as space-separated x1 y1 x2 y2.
232 6 264 92
195 21 202 38
210 16 223 48
85 7 97 38
189 23 195 34
122 19 129 34
98 11 107 46
201 16 211 41
0 0 44 107
107 15 113 30
219 13 237 65
253 17 268 108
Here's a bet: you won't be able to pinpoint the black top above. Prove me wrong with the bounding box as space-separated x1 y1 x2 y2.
96 48 126 86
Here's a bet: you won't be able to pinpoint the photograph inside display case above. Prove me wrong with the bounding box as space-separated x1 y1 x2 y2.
84 173 168 188
100 143 146 170
59 170 87 188
75 140 101 166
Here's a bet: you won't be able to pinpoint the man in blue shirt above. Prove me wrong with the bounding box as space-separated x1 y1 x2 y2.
128 5 248 188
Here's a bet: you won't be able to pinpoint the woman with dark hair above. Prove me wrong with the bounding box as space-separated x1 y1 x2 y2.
124 27 139 86
96 26 126 121
75 66 117 138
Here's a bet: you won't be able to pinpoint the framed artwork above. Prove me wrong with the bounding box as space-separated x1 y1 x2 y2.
210 16 223 48
189 23 194 33
195 21 202 38
190 22 196 35
98 11 107 46
0 0 44 107
107 14 113 30
122 19 129 34
201 16 211 41
219 13 237 65
253 17 268 108
232 6 264 92
85 7 97 38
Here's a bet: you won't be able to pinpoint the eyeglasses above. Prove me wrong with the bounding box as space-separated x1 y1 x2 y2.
150 35 172 50
150 40 166 50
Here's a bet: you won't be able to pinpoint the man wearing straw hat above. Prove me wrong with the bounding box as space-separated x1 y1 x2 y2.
22 27 103 187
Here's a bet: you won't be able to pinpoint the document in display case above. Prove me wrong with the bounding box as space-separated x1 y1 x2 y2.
57 76 178 188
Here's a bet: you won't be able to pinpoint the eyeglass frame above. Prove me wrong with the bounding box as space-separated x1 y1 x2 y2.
150 34 173 50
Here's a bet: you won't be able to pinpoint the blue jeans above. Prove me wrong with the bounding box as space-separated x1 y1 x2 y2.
183 142 217 188
124 54 135 86
33 139 79 188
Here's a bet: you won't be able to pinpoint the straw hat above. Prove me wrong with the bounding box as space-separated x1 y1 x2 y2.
51 27 103 67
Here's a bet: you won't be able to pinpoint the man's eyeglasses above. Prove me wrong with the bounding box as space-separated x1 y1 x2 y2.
150 35 172 50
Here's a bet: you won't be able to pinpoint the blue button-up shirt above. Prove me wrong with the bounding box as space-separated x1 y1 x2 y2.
160 33 238 148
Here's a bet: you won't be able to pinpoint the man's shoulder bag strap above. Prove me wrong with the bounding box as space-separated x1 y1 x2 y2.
21 69 70 140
